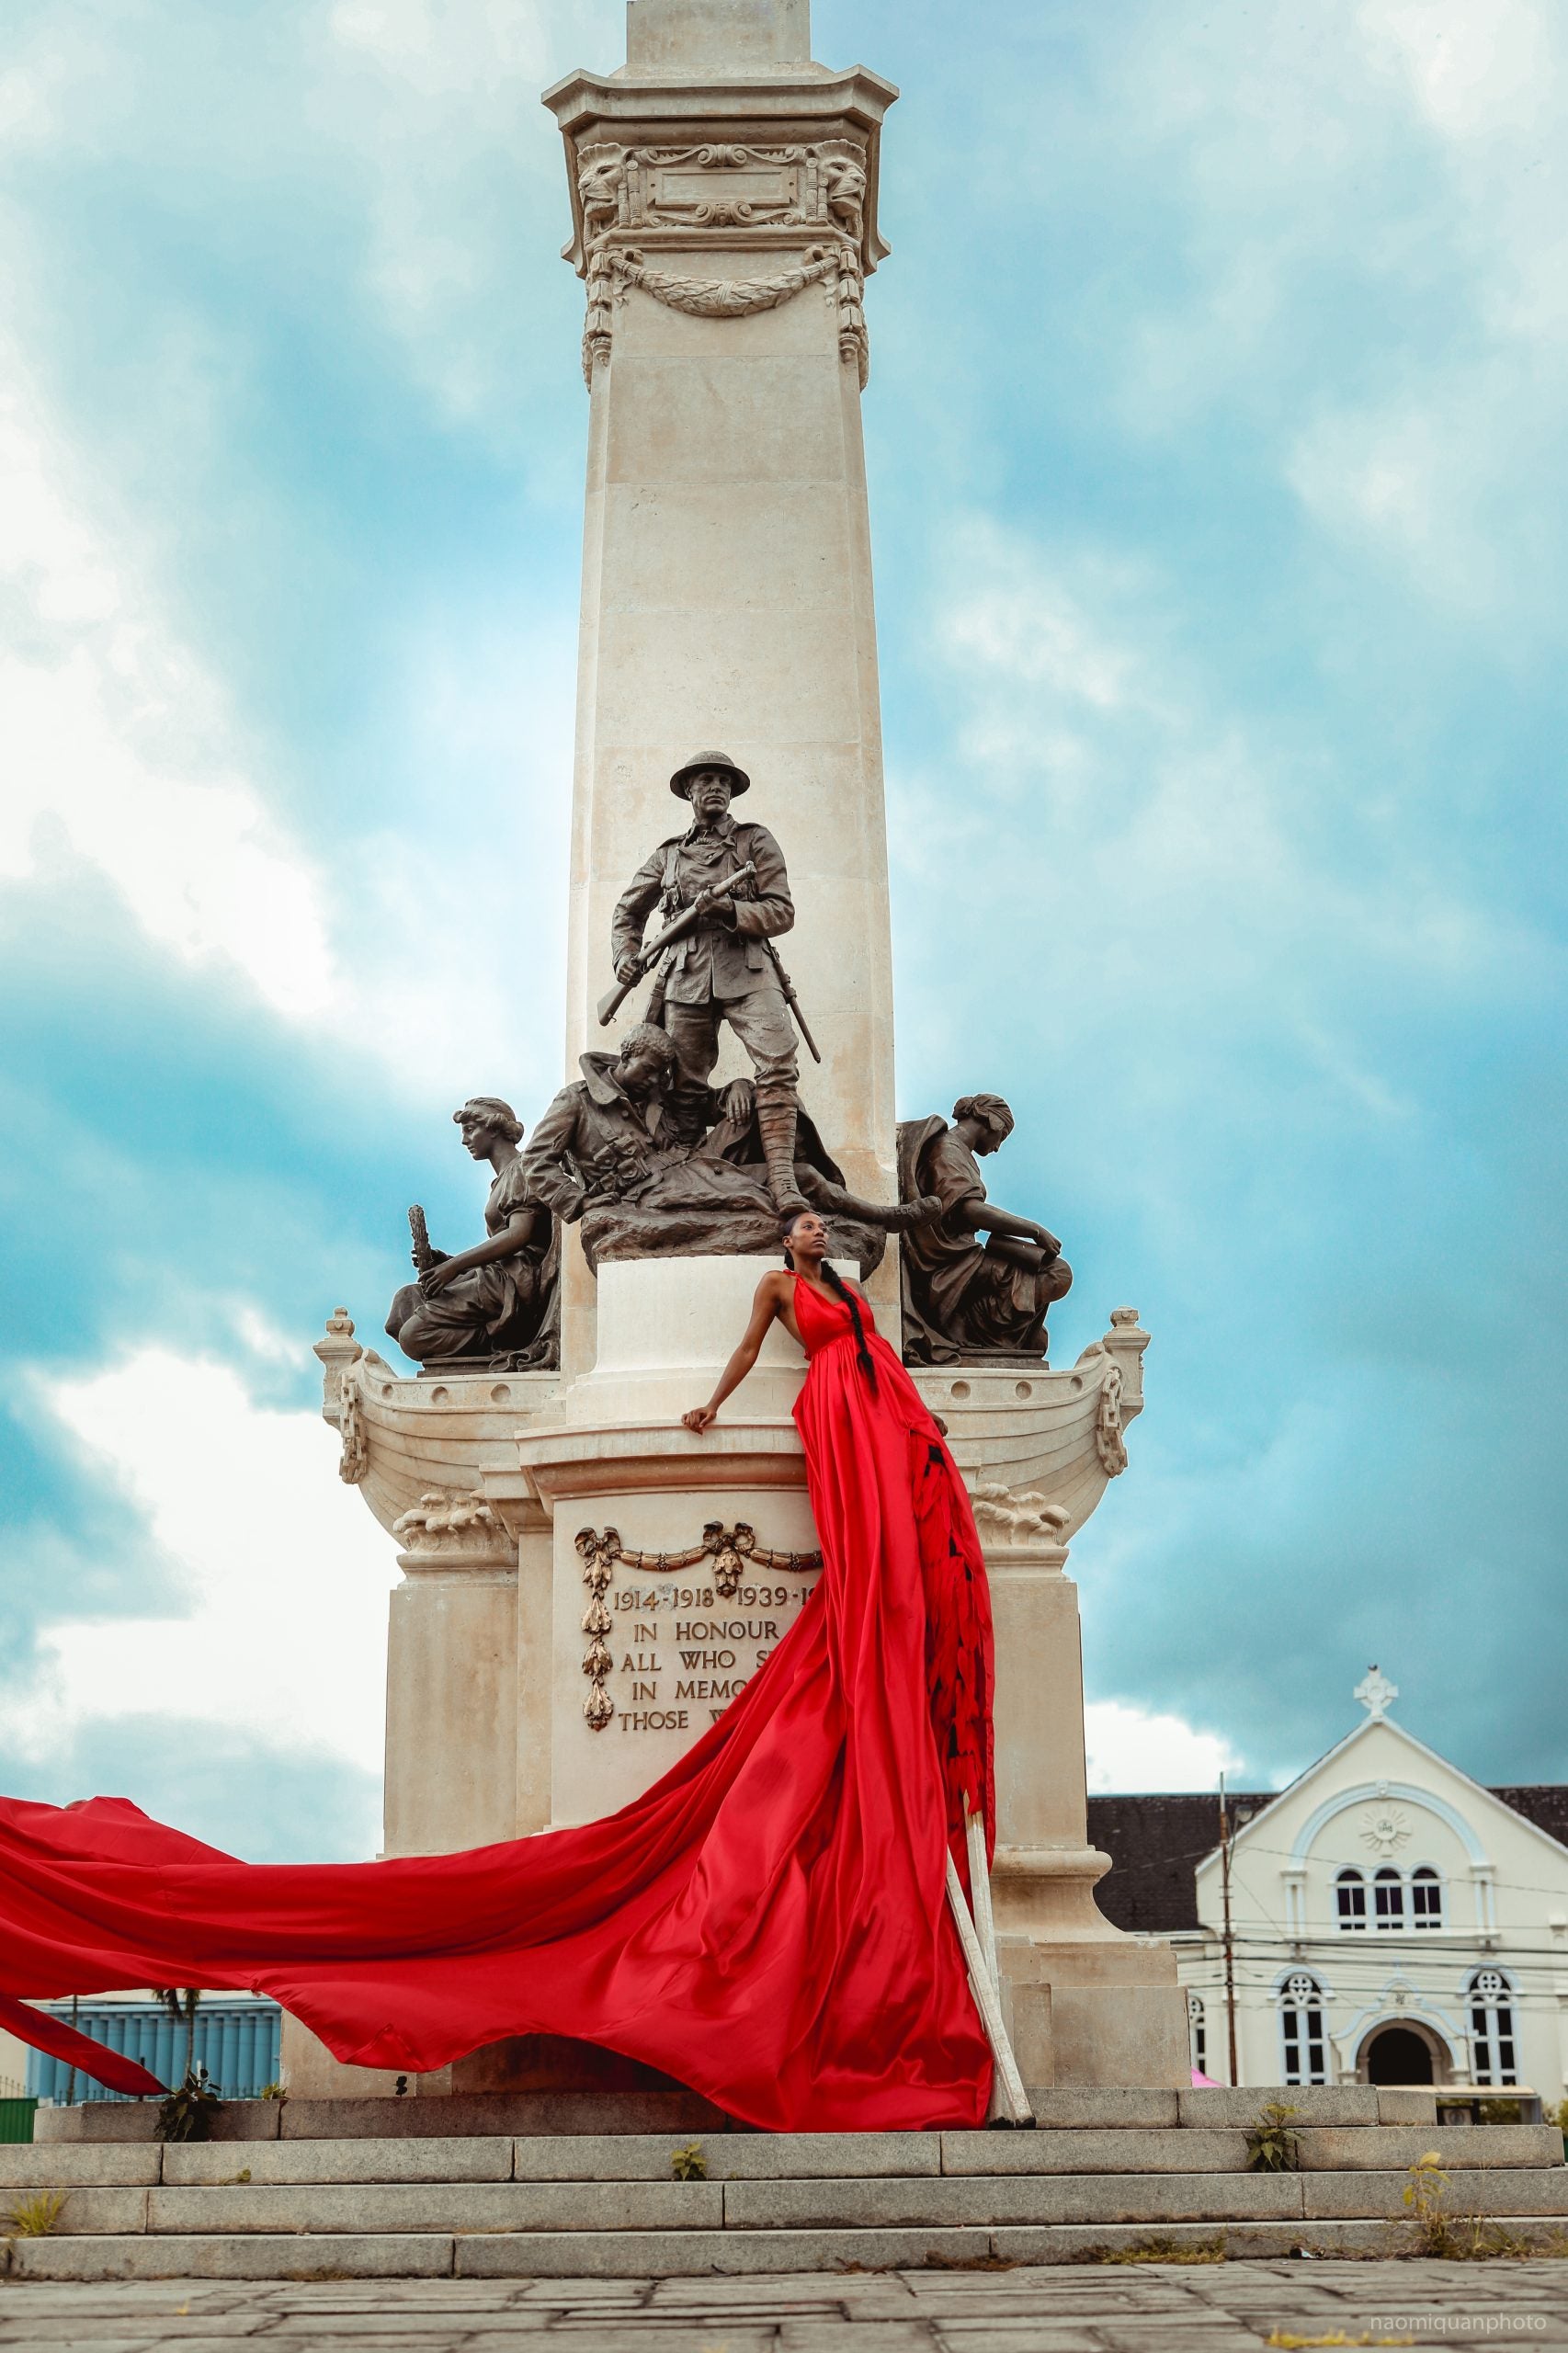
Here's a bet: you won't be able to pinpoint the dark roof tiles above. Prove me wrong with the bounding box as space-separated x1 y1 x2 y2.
1086 1785 1568 1934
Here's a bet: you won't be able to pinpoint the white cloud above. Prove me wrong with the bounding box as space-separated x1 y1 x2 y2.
310 0 602 436
1006 2 1568 624
913 514 1530 1026
0 367 339 1021
1362 0 1558 144
1085 1698 1239 1793
0 0 584 1111
10 1346 397 1778
0 346 570 1103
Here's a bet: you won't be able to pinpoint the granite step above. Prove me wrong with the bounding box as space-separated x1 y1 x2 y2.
3 2121 1558 2192
10 2211 1568 2281
4 2162 1564 2242
10 2095 1561 2281
31 2082 1443 2142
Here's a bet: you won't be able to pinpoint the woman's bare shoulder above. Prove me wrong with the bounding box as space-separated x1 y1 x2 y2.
753 1267 792 1302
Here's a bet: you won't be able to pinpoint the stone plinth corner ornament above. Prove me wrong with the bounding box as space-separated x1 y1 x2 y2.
314 1304 362 1405
969 1483 1070 1549
1355 1665 1398 1721
392 1489 506 1559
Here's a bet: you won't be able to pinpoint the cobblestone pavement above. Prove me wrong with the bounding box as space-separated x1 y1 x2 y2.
3 2261 1568 2350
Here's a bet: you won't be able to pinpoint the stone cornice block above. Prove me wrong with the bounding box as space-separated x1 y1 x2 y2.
542 63 897 276
516 1417 806 1508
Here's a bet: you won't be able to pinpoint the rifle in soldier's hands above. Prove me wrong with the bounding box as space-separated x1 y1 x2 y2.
597 860 758 1027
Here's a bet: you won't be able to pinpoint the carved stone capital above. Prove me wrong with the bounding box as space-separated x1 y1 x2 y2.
561 119 881 392
543 63 897 277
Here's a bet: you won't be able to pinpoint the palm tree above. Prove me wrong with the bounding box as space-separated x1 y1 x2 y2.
152 1989 202 2088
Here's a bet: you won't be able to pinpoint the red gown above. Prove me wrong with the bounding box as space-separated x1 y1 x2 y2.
0 1276 995 2131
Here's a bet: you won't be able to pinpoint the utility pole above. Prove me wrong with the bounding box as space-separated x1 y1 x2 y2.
62 1992 79 2109
1219 1772 1239 2088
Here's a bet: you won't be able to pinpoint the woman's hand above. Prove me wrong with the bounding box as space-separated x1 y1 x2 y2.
682 1404 718 1434
419 1262 458 1295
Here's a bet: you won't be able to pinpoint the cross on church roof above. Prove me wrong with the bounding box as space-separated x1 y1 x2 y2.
1355 1664 1399 1722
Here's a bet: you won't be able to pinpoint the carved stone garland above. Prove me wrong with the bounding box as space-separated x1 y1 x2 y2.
1068 1341 1130 1479
575 1521 823 1732
337 1371 368 1486
582 244 867 389
574 137 871 390
1095 1360 1129 1477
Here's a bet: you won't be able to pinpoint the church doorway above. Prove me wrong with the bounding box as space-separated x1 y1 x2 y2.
1361 2023 1437 2085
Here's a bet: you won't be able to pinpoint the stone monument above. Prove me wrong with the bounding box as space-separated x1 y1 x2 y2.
294 0 1189 2102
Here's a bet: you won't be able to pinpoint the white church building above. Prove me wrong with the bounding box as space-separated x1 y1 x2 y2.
1089 1671 1568 2101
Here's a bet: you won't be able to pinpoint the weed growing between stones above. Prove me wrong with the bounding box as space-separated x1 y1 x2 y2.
4 2190 68 2237
1401 2149 1568 2259
1402 2150 1455 2254
670 2141 708 2180
155 2068 223 2143
1246 2100 1302 2173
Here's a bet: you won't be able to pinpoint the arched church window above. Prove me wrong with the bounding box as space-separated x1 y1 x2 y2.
1280 1972 1328 2085
1187 1992 1207 2078
1411 1867 1443 1929
1336 1869 1368 1929
1468 1968 1517 2086
1374 1867 1405 1927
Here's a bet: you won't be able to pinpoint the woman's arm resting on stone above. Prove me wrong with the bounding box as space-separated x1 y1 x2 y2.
682 1272 787 1432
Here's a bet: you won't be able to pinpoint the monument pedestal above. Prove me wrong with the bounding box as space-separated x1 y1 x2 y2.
296 1272 1187 2104
983 1516 1188 2092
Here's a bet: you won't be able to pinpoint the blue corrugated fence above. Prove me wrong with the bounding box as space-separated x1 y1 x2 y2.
25 2000 282 2105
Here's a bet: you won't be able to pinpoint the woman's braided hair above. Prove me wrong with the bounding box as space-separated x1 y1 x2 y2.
782 1213 877 1391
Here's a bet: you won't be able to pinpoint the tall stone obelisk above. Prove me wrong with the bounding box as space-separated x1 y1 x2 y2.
543 0 899 1370
295 0 1188 2103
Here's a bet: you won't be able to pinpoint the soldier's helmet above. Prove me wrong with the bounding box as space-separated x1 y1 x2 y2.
669 751 750 799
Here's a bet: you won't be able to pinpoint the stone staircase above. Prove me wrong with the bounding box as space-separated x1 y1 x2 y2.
6 2089 1565 2279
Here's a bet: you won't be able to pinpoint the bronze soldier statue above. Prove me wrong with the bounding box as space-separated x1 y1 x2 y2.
610 752 807 1213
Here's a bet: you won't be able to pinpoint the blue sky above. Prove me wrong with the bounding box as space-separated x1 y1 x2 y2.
3 0 1564 1861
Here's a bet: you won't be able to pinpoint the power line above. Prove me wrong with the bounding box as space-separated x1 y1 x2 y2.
1182 1833 1568 1904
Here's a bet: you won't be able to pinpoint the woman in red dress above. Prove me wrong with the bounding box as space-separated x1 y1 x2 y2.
0 1212 995 2131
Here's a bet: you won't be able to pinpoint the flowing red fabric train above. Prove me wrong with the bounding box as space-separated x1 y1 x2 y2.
0 1277 994 2129
0 1989 163 2096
